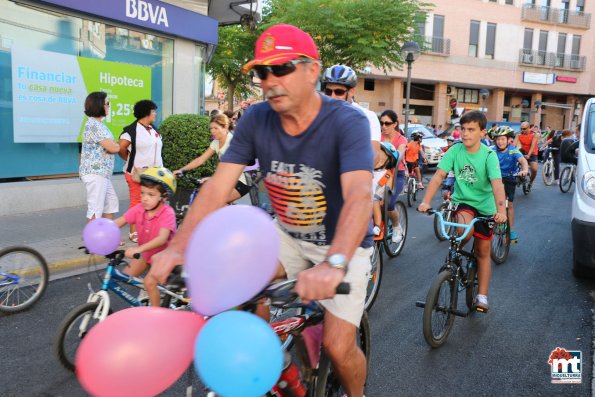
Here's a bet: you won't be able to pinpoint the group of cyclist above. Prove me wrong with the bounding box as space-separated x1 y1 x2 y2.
99 23 581 396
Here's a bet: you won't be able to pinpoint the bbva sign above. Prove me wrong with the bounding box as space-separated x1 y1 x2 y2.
126 0 169 27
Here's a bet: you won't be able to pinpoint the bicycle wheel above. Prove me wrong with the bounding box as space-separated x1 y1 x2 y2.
406 179 415 207
383 201 407 258
55 301 111 371
0 246 49 313
491 218 510 264
465 262 478 310
542 160 554 186
314 312 371 397
559 166 572 193
422 269 458 348
364 242 383 312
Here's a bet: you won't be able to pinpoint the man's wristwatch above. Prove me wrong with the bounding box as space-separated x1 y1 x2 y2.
325 253 348 272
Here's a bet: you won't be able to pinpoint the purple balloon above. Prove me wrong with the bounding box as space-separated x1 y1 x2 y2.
83 218 122 255
185 205 279 316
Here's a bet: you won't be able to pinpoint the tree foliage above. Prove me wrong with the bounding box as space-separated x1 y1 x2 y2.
263 0 431 72
206 0 431 107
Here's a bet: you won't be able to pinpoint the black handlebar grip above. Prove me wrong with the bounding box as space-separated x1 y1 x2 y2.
336 282 350 295
133 253 141 259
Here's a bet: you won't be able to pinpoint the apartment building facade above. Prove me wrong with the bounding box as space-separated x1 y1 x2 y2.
355 0 594 131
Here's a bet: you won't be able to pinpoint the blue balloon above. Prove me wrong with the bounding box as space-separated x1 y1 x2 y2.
194 311 283 397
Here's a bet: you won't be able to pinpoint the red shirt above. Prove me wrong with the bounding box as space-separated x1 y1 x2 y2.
518 133 538 155
124 203 176 263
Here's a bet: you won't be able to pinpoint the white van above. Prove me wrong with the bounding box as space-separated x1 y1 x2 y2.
571 97 595 277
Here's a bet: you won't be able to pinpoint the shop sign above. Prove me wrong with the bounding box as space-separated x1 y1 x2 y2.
556 76 577 83
11 47 151 143
33 0 217 45
522 72 555 85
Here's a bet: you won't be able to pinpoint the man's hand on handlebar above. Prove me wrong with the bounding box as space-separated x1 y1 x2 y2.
149 246 185 284
295 262 344 302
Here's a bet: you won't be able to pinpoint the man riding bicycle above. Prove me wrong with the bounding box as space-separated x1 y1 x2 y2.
149 24 373 397
513 121 539 191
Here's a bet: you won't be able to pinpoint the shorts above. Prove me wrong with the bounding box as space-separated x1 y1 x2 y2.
441 176 455 192
275 222 372 327
454 203 494 241
503 179 516 202
406 161 419 173
81 174 119 219
520 149 538 163
235 180 250 197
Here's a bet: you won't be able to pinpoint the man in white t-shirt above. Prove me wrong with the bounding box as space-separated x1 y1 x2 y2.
321 64 381 161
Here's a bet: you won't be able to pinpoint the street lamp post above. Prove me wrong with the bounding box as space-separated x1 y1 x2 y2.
480 88 490 115
401 41 420 138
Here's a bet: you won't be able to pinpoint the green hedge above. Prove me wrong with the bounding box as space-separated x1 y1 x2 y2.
159 114 218 189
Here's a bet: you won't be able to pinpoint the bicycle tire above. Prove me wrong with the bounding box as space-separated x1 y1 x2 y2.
542 161 554 186
383 201 407 258
422 269 457 348
55 301 111 372
491 218 511 265
407 179 414 207
0 246 49 313
313 312 371 397
364 242 383 312
465 262 478 310
559 166 572 193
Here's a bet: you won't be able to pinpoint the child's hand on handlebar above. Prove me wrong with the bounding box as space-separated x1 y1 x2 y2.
417 202 431 213
494 212 507 224
125 246 143 259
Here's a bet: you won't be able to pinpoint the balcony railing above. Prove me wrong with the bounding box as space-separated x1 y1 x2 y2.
522 4 591 29
518 49 586 71
422 36 450 56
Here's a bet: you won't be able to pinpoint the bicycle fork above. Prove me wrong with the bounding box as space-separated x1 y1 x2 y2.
78 289 111 336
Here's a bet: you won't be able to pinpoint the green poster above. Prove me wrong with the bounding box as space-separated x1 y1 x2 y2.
77 57 151 141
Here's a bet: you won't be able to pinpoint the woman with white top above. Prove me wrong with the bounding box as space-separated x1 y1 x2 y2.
118 100 163 242
80 91 120 222
174 114 250 203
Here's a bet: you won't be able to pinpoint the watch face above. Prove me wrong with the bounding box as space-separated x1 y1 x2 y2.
328 254 347 268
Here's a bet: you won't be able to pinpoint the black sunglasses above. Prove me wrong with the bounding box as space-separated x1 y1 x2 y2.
252 59 314 80
324 88 348 97
380 121 395 126
521 127 528 130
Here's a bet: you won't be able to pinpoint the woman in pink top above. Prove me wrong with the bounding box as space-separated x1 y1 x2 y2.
452 124 462 139
380 110 407 243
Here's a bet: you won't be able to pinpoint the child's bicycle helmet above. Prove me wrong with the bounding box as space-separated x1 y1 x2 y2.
492 126 515 139
321 65 358 88
411 131 423 141
140 167 177 198
380 141 400 168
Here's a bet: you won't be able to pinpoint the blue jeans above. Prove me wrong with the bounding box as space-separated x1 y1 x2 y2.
387 171 406 211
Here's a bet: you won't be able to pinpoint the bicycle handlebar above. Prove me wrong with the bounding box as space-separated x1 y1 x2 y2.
424 209 494 242
78 247 141 261
246 279 350 309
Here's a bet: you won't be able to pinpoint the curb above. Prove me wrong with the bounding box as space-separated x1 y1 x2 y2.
48 255 104 273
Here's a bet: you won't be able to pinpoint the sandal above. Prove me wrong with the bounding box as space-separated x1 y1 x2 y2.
129 232 138 243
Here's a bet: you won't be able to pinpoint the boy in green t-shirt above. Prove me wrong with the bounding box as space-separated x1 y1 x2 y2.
418 111 507 313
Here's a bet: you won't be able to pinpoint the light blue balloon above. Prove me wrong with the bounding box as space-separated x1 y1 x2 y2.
194 311 283 397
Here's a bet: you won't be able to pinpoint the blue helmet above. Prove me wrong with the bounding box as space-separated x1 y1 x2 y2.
380 141 400 168
322 65 358 88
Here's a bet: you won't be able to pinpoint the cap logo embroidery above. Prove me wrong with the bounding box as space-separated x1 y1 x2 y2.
261 34 275 53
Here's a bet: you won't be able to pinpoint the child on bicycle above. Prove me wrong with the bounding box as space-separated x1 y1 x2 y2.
405 131 427 190
441 136 457 200
490 127 528 242
371 142 400 237
114 167 177 306
418 111 506 313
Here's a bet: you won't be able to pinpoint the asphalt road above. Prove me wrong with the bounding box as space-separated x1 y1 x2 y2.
1 175 594 396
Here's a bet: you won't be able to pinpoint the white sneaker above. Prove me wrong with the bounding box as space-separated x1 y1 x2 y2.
391 225 403 243
373 225 381 236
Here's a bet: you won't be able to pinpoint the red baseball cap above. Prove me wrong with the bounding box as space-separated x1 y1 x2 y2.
242 24 319 73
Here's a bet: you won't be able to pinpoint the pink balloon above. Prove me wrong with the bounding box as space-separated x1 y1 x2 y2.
76 307 205 397
185 205 279 316
82 218 121 255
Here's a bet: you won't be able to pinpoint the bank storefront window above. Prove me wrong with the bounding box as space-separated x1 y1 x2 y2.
0 0 175 179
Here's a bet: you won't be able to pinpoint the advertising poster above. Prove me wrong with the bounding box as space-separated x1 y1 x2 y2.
11 47 151 143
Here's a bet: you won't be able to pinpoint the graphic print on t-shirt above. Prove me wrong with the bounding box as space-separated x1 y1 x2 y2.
458 164 478 185
264 160 327 243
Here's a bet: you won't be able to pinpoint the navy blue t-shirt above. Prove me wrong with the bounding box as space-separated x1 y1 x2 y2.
221 94 374 248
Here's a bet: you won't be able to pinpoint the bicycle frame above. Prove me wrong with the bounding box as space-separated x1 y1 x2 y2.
0 272 19 286
433 210 487 242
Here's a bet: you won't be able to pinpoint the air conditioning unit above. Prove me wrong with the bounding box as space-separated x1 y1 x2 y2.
522 54 533 64
446 86 457 96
